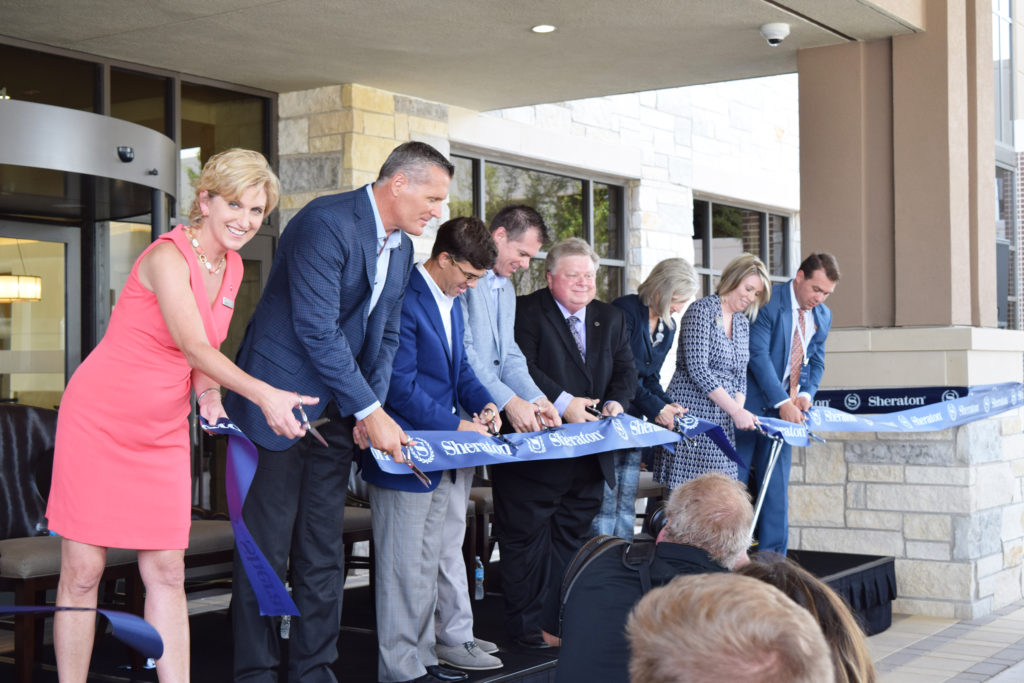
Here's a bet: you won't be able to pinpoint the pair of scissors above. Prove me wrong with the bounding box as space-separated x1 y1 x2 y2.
672 415 696 445
294 399 329 448
399 442 431 488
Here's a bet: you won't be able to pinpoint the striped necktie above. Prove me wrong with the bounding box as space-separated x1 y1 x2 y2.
789 309 806 399
567 315 586 360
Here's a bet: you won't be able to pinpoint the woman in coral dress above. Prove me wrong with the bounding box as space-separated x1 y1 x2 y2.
46 149 318 683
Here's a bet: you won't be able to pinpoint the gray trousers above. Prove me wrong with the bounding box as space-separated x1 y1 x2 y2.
435 467 475 646
369 476 453 682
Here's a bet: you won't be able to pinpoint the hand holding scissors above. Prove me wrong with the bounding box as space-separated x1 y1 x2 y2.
294 393 329 447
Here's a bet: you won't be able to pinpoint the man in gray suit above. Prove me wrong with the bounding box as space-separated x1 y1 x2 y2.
432 205 559 670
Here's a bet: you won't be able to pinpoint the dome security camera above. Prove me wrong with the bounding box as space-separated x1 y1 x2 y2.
760 22 790 47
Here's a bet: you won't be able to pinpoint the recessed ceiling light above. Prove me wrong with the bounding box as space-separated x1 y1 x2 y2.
531 24 557 34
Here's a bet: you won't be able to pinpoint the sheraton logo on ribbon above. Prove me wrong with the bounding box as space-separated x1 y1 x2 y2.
525 435 547 453
408 440 435 464
844 393 861 411
629 419 661 436
441 439 513 457
549 430 606 448
612 418 629 441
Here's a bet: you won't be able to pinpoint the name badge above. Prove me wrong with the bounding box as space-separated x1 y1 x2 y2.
222 297 235 309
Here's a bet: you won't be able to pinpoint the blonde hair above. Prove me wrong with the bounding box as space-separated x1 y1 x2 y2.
627 573 835 683
188 148 280 227
716 252 771 320
637 258 698 330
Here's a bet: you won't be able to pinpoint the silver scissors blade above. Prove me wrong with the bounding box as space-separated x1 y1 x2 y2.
296 404 329 447
401 444 431 488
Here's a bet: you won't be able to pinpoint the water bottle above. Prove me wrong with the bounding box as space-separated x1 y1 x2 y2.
280 614 291 640
474 556 485 600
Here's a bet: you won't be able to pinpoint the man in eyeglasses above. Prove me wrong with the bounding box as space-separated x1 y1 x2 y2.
429 205 561 672
358 216 500 683
497 237 636 648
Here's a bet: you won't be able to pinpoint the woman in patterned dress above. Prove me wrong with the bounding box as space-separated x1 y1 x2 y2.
655 253 770 488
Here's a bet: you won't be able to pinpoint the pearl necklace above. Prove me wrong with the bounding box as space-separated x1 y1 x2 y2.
184 227 225 275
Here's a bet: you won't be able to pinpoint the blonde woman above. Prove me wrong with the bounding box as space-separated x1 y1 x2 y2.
47 149 316 682
656 253 770 487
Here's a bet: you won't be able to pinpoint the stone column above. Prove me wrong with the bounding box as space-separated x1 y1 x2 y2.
794 0 1024 618
276 83 449 232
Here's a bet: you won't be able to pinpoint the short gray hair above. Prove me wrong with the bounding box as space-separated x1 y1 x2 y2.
662 473 752 569
374 141 454 185
545 237 598 274
637 258 698 330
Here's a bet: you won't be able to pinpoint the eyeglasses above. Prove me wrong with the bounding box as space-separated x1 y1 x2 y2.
448 255 483 282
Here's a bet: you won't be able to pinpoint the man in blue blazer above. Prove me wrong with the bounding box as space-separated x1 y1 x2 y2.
358 217 500 683
736 253 840 555
430 205 561 668
225 142 454 683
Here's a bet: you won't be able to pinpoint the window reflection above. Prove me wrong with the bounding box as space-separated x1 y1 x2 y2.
111 69 168 135
484 162 582 244
449 156 474 219
0 238 65 408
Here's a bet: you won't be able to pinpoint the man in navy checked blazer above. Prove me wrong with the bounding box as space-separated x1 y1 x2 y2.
225 142 454 683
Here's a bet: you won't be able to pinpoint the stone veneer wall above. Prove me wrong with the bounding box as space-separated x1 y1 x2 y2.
789 405 1024 619
276 83 450 240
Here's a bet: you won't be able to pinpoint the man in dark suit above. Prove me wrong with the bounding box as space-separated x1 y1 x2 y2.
557 473 753 683
225 141 454 682
498 237 636 648
358 216 500 683
736 253 839 555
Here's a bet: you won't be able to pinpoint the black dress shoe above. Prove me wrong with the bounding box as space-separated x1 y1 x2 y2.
426 664 469 681
512 631 552 649
394 674 443 683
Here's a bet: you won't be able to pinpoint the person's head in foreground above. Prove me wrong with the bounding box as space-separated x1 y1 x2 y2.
626 573 835 683
738 556 876 683
660 472 753 570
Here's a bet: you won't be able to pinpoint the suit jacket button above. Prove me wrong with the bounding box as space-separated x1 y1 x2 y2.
493 360 500 365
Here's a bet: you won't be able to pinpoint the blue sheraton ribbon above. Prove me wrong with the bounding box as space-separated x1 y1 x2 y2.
368 413 744 474
1 606 163 659
200 418 299 617
759 382 1024 447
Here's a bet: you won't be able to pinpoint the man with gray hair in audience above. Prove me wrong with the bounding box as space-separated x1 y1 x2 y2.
556 473 753 683
626 572 835 683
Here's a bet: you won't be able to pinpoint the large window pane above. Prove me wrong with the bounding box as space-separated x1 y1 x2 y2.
484 162 582 244
449 155 474 219
597 265 623 302
594 183 623 259
768 214 787 277
181 82 266 161
0 44 95 111
711 204 757 268
511 258 548 297
180 82 267 218
111 69 168 135
692 199 708 269
0 238 65 409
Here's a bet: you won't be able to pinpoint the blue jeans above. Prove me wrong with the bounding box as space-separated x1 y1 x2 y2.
591 449 641 540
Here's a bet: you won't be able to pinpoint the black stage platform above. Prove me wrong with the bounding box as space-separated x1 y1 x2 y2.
1 552 894 682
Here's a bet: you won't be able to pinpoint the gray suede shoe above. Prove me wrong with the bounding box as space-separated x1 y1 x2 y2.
435 641 503 670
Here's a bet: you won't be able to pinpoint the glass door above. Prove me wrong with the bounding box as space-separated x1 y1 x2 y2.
0 222 81 409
